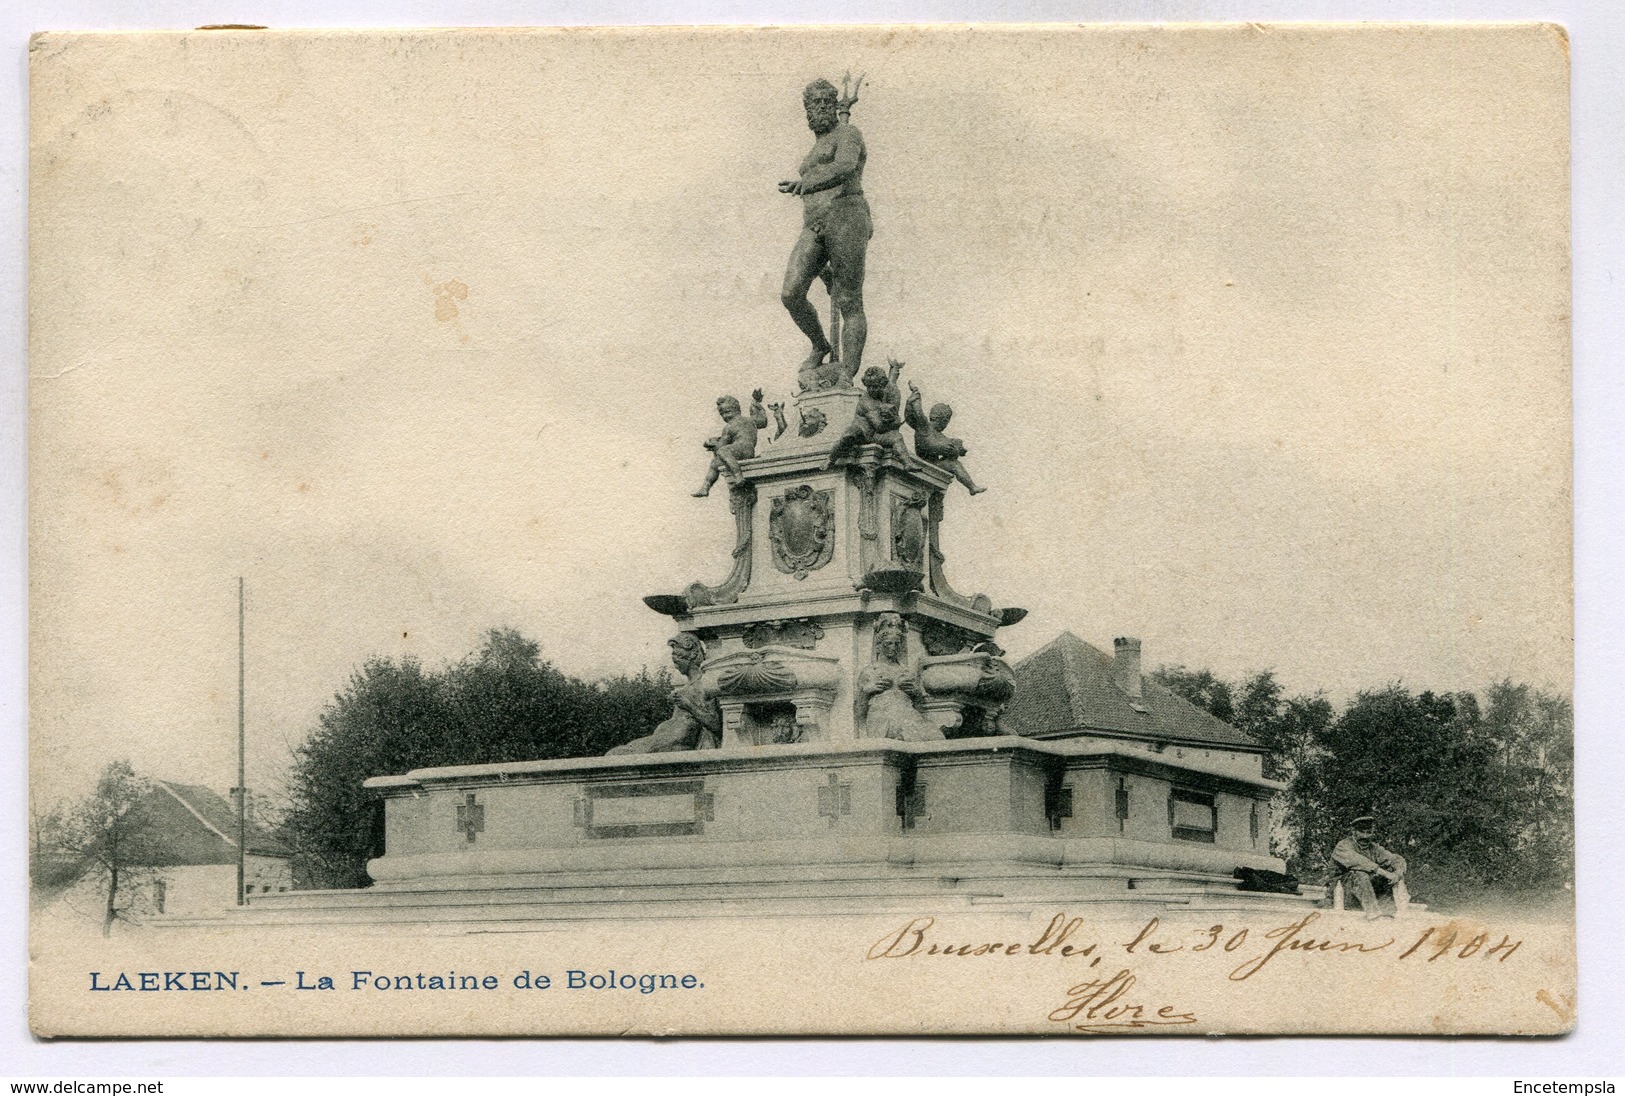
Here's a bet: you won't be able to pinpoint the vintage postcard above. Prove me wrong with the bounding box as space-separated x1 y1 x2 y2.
27 24 1573 1036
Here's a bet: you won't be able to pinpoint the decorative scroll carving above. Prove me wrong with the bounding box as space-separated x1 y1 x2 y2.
742 619 825 650
769 485 835 579
853 465 882 578
891 490 929 570
924 489 967 607
924 490 993 615
685 482 757 608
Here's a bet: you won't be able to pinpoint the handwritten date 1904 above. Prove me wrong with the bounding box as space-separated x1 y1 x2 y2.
867 912 1524 985
1125 913 1523 981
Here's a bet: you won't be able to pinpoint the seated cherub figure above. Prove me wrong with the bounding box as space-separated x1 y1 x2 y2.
825 358 910 469
693 389 770 497
905 382 985 495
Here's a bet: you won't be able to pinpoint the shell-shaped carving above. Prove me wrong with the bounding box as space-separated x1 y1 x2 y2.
704 647 843 698
715 653 798 695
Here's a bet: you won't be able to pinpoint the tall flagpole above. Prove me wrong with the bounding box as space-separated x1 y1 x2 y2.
236 577 246 906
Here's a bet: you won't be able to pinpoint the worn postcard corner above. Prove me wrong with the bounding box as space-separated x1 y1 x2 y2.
28 23 1573 1038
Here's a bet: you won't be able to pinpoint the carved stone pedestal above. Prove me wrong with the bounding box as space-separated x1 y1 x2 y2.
644 386 1026 749
214 738 1308 928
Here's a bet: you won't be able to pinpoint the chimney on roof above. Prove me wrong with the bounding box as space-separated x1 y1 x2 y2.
1113 637 1143 699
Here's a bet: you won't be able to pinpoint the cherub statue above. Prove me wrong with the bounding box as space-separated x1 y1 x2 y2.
825 358 910 469
768 400 789 442
693 389 769 497
905 382 986 495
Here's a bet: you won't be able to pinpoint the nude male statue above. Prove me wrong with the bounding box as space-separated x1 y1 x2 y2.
780 78 871 390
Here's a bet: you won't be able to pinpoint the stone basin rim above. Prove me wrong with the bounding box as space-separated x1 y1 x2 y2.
364 736 1287 794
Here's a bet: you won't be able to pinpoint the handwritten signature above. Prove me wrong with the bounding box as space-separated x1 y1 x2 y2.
1048 968 1197 1033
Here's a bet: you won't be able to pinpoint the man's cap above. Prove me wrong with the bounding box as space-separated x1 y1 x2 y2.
1351 815 1376 829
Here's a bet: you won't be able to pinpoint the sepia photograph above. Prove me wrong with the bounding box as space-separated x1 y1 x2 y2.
25 22 1576 1038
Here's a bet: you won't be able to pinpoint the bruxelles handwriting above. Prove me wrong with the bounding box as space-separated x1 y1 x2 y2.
1047 969 1198 1033
867 914 1097 960
866 912 1524 983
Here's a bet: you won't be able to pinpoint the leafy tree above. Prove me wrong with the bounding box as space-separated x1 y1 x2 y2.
34 760 163 935
1152 665 1235 724
1153 663 1572 906
283 628 672 889
1475 681 1574 891
1290 686 1533 905
1225 670 1334 785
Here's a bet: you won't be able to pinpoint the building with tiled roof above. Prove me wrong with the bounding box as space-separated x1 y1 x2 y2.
1004 632 1266 780
34 779 293 925
139 780 293 913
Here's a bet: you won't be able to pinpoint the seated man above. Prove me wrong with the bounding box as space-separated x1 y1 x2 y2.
1328 815 1408 919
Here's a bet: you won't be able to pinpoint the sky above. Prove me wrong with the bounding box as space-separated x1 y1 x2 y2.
26 25 1572 806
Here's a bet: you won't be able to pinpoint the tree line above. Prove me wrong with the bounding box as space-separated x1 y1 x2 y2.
35 629 1574 914
281 628 673 889
1152 666 1574 908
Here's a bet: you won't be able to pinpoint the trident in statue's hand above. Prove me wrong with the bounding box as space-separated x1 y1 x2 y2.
839 71 866 119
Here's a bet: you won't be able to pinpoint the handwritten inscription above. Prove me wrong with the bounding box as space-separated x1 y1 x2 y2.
1124 914 1397 981
1397 922 1522 964
870 912 1520 975
1048 969 1198 1033
867 910 1529 1035
867 914 1097 960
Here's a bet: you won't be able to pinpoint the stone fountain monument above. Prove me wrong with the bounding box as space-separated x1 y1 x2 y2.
246 77 1303 927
